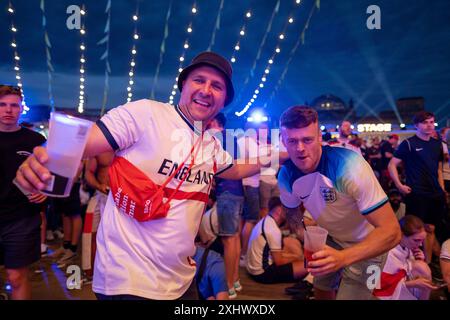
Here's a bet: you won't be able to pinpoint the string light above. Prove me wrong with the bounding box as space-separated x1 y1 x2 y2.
235 0 303 117
78 4 86 113
126 1 140 103
168 1 198 104
7 1 28 112
230 8 252 64
264 1 319 110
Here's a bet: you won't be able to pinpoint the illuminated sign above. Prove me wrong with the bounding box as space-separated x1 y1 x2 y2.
357 123 392 132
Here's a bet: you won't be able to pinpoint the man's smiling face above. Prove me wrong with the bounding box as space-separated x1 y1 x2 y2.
178 65 227 126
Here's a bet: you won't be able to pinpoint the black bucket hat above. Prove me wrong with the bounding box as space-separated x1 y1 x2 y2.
177 51 234 106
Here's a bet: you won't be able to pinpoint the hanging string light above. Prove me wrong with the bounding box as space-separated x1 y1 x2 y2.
264 1 320 110
235 0 303 117
229 8 252 64
168 1 198 105
232 0 281 110
7 1 29 114
78 5 87 113
126 1 140 103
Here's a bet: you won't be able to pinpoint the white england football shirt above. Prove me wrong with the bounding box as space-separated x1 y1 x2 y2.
279 146 388 248
93 100 233 299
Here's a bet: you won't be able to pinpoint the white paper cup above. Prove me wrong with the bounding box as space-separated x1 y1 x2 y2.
41 112 93 197
304 226 328 262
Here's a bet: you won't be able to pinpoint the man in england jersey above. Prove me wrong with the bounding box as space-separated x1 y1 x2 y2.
15 52 272 300
278 106 401 300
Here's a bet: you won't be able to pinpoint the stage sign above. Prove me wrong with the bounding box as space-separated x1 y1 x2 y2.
357 123 392 132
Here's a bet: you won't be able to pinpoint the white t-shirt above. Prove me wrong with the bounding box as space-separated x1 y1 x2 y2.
237 135 260 187
93 100 233 299
198 204 219 246
441 239 450 260
246 215 282 275
279 146 388 248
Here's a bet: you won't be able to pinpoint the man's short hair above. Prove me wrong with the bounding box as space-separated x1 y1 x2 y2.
399 215 424 237
387 134 399 140
0 84 22 100
280 106 318 129
213 112 226 128
268 197 282 212
413 111 434 125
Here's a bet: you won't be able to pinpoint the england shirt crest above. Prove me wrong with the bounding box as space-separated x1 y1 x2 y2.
320 187 337 203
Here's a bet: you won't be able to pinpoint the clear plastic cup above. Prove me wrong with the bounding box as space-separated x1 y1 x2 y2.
303 226 328 263
41 112 93 197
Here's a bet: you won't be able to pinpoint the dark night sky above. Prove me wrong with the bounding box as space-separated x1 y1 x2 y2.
1 0 449 124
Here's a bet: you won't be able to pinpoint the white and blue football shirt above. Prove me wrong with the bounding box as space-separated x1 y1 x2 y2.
279 146 388 248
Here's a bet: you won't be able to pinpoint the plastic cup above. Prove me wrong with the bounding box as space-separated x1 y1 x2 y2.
303 226 328 263
41 112 93 197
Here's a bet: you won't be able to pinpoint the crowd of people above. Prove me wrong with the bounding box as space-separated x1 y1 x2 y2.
1 51 449 300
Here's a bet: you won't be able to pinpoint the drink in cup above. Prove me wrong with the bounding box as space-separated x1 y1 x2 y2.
41 112 93 197
303 226 328 264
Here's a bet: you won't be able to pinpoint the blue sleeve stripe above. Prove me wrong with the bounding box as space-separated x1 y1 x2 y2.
361 197 389 215
96 120 119 151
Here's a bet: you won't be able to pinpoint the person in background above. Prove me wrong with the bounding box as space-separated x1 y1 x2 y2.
388 189 406 220
237 122 261 268
246 197 308 284
373 215 438 300
328 120 361 155
379 134 399 190
207 113 244 299
367 137 382 179
440 127 450 202
0 84 47 299
389 111 448 264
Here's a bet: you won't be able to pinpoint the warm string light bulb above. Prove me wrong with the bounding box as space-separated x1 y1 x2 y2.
230 9 253 65
237 6 301 117
126 3 140 103
78 5 87 113
8 3 29 112
169 2 198 104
